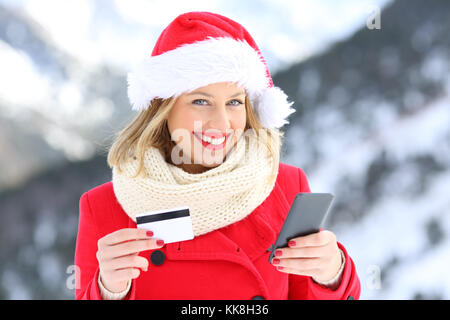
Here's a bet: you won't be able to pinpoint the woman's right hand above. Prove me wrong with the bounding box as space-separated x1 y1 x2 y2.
96 228 164 293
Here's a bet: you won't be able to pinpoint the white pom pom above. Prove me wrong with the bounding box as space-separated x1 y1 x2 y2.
253 86 296 129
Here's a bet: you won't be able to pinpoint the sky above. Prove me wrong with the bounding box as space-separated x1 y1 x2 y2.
0 0 392 74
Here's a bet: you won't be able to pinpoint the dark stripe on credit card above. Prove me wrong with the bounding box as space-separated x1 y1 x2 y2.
136 208 190 224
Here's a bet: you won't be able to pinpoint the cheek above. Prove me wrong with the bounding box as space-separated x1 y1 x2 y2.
232 109 247 131
168 107 198 138
239 112 247 128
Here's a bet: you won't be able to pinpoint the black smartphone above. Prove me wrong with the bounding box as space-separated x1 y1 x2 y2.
268 192 335 262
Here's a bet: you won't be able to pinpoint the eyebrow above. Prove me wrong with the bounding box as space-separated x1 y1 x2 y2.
187 91 246 98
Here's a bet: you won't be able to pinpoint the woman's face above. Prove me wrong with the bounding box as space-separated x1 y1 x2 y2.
167 81 247 173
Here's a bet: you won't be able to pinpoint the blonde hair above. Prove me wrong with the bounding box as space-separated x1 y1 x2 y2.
107 95 285 185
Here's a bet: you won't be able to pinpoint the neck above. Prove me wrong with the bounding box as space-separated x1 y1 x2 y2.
178 162 211 174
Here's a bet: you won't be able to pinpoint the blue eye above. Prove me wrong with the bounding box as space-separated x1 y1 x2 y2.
192 99 244 106
229 99 244 106
192 99 208 105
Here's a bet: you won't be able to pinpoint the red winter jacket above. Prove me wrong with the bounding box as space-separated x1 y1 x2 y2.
75 162 360 300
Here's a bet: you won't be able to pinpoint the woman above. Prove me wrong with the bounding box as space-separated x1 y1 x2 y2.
75 11 360 300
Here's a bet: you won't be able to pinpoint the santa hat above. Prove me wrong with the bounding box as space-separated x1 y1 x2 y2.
127 11 296 129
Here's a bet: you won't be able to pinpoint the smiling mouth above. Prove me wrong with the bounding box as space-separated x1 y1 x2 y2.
193 132 232 150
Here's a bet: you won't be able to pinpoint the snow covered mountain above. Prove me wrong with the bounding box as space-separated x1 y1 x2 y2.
0 0 449 299
278 0 450 299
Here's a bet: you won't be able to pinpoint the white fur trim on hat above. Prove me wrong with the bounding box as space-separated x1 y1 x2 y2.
254 86 296 129
127 36 295 129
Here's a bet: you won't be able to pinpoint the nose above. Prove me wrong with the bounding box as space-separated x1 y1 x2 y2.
208 104 231 131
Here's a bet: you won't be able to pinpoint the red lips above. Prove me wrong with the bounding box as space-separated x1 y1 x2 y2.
193 131 228 139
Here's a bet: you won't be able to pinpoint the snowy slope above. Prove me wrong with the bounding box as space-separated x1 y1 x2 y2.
328 96 450 299
1 0 449 300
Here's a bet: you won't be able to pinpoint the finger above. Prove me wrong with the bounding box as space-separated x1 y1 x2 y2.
108 268 141 282
99 228 153 247
289 230 335 248
272 257 322 271
101 238 164 259
274 266 318 277
106 254 149 272
274 246 328 259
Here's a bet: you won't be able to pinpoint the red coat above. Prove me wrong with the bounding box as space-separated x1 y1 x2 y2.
75 162 361 300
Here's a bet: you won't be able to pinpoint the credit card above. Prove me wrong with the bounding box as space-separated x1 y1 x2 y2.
136 206 194 244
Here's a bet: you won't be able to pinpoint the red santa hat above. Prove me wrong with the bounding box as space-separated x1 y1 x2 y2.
127 11 296 129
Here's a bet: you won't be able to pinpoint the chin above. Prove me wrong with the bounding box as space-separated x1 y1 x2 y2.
201 161 223 168
193 154 226 168
188 135 238 167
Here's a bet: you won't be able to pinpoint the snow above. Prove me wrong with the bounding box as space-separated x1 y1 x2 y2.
305 95 450 190
0 0 393 74
286 89 450 299
315 95 450 299
335 170 450 299
378 97 450 162
2 0 449 300
0 41 51 108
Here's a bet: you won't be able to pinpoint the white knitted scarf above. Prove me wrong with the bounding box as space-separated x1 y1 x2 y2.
112 130 278 237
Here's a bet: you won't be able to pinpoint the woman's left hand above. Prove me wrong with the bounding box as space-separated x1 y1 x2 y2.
271 230 342 283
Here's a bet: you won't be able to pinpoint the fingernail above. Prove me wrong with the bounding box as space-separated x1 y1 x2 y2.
156 239 165 246
275 250 283 257
146 231 153 237
272 258 280 265
288 240 296 247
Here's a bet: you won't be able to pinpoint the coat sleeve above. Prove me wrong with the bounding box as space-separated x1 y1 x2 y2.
74 192 136 300
287 168 361 300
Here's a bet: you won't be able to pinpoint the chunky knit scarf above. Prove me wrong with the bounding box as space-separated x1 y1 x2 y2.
112 130 278 237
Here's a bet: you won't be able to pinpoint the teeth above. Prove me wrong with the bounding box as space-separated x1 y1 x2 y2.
196 133 226 145
203 135 225 145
